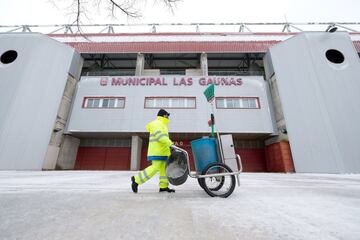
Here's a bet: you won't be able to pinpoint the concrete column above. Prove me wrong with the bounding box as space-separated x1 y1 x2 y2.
56 135 80 170
268 75 286 133
265 140 295 173
43 74 77 170
135 53 144 76
200 52 208 76
130 136 143 170
186 53 207 76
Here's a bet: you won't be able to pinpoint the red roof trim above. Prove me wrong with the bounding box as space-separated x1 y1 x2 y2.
354 41 360 52
63 40 360 54
66 41 280 53
49 32 298 38
49 32 360 38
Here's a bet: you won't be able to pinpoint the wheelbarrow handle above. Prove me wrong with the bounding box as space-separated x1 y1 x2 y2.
170 145 196 178
236 154 243 173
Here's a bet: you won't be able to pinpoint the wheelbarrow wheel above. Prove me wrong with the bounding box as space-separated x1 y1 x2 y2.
202 162 236 198
198 168 225 191
197 178 205 189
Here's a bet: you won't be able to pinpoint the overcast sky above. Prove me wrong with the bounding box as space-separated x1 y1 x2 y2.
0 0 359 29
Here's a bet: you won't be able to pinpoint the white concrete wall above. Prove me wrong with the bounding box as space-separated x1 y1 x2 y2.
0 33 80 170
264 32 360 173
66 76 276 134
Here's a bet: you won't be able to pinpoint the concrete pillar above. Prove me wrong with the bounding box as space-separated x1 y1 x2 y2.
130 136 143 170
265 140 295 173
200 52 208 76
56 135 80 170
43 74 77 170
185 53 208 76
42 146 60 170
135 53 144 76
135 53 161 76
268 75 286 133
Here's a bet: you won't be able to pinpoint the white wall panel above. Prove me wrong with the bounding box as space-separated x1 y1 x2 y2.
265 32 360 173
0 33 81 170
67 76 276 135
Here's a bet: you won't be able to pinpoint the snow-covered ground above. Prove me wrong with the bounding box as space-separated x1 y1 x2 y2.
0 171 359 240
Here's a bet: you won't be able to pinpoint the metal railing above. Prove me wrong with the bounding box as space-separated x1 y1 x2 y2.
81 70 265 76
1 22 360 34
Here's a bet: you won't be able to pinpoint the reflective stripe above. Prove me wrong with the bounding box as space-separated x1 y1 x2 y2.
149 130 161 138
143 170 150 180
159 176 168 184
149 134 169 143
138 172 145 183
147 156 168 161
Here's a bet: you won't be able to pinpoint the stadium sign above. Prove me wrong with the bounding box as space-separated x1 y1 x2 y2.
99 76 243 87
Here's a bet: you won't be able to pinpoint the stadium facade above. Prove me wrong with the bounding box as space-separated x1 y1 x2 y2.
1 28 360 173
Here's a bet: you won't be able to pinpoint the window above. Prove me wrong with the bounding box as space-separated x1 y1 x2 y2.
145 97 196 109
216 97 260 109
83 97 125 109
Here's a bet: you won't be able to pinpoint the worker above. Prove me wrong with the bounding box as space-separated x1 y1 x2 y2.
131 109 176 193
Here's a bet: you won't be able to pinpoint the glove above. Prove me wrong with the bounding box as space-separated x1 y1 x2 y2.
170 145 177 152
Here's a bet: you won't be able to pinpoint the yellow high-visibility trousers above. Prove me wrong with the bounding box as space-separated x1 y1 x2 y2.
134 160 168 188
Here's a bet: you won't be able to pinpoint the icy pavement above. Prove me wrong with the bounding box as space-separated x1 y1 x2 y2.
0 171 360 240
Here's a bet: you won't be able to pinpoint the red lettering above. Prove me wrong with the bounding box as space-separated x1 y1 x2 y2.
187 78 193 86
155 78 162 85
149 78 155 85
220 78 229 86
111 77 122 86
128 78 137 85
236 78 243 86
179 78 187 85
108 76 243 87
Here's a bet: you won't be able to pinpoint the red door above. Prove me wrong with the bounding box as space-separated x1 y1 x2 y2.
140 147 151 169
235 148 266 172
75 147 131 170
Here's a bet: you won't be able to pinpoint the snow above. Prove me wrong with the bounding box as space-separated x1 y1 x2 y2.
166 161 186 178
0 171 360 240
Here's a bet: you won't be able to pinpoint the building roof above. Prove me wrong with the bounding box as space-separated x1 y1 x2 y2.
50 32 360 54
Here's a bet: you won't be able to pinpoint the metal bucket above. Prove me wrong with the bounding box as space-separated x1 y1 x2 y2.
166 150 189 185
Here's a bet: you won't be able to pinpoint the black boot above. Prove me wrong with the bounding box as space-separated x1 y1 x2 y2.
131 176 138 193
159 187 175 193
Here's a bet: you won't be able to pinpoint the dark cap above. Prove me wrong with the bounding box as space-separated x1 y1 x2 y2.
157 109 170 117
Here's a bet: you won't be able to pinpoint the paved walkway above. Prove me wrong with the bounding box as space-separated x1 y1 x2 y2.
0 171 360 240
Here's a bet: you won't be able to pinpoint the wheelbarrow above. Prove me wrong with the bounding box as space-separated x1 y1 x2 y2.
166 134 243 198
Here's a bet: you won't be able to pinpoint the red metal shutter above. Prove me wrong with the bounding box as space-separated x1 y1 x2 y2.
104 147 131 170
235 148 267 172
140 147 151 169
75 147 131 170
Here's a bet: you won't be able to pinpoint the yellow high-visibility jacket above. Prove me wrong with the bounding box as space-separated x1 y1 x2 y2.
146 116 173 161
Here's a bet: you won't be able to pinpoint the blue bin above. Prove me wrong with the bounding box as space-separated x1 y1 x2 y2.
191 138 219 173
